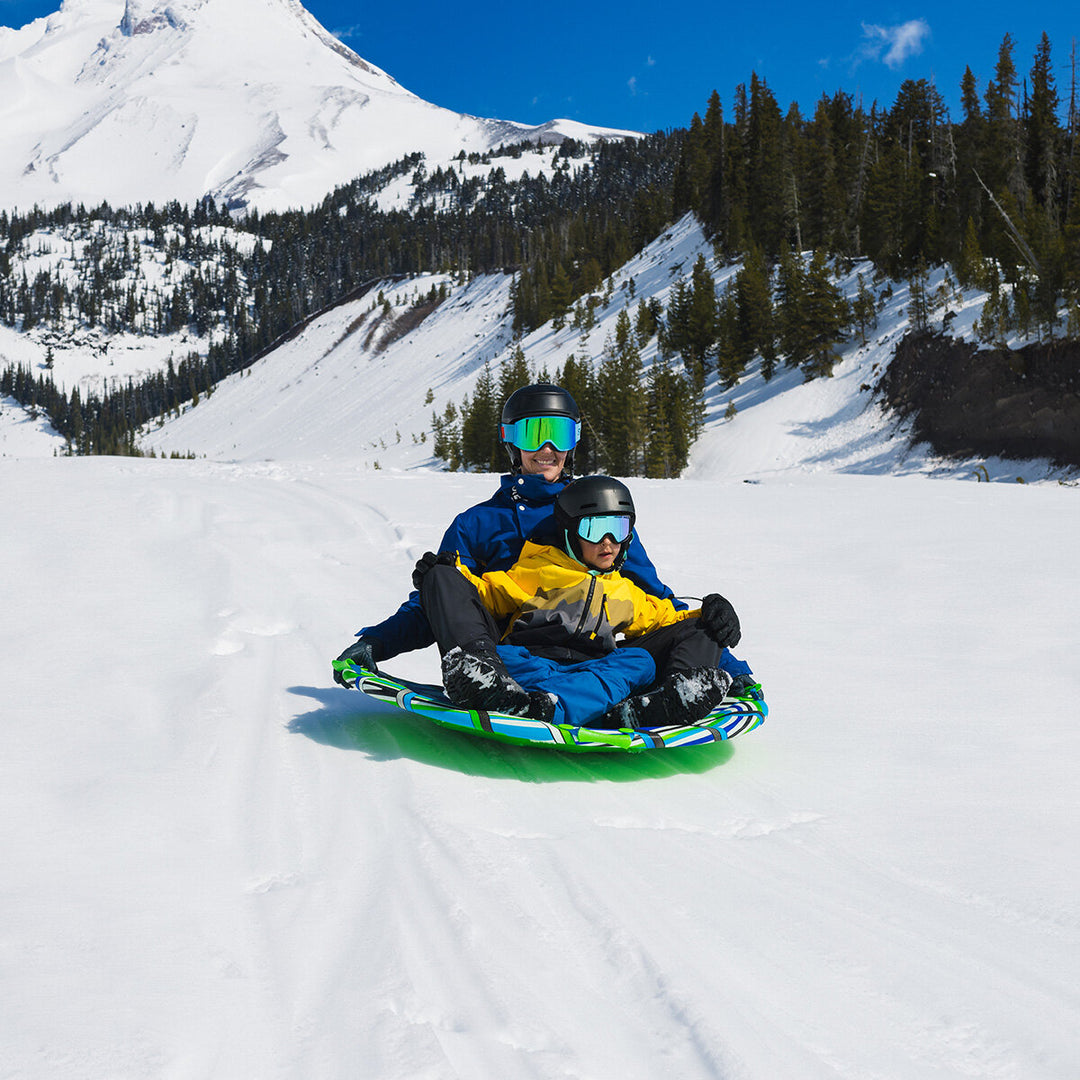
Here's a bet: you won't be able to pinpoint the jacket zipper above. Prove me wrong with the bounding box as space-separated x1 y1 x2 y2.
590 593 608 641
572 576 598 641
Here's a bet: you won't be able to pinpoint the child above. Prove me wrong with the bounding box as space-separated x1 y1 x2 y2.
413 475 741 729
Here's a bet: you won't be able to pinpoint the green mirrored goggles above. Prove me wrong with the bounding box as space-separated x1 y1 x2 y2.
500 414 581 452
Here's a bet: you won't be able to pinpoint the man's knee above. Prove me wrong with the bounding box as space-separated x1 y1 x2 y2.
421 561 470 602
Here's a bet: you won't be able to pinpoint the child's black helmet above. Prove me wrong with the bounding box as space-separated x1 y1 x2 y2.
554 475 636 570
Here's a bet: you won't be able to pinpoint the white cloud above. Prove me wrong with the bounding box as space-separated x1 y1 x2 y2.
628 75 638 96
859 18 931 70
330 24 363 42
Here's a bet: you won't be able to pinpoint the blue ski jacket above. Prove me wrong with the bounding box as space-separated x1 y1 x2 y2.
358 471 751 676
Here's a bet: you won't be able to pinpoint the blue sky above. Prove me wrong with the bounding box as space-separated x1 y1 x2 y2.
2 1 1075 132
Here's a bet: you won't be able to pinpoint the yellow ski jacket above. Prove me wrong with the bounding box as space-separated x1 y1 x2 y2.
457 541 697 659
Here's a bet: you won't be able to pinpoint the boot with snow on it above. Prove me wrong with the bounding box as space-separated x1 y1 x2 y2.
442 640 556 723
600 667 732 730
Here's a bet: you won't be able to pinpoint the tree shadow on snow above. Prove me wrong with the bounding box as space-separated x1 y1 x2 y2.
286 685 735 783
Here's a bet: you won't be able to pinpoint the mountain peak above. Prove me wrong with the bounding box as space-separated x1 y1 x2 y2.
119 1 189 36
1 0 636 214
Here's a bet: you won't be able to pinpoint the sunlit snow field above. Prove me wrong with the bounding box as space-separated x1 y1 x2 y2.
2 214 1078 1078
2 457 1077 1079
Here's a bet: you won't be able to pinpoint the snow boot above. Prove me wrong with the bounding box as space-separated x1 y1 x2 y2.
442 640 556 722
600 667 732 730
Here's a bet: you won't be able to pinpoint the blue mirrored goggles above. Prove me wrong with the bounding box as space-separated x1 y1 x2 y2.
577 514 633 544
500 414 581 452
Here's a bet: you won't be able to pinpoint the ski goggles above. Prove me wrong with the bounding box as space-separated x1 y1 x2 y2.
499 414 581 452
577 514 633 545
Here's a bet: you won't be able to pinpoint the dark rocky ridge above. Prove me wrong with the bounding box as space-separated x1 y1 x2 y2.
879 332 1080 466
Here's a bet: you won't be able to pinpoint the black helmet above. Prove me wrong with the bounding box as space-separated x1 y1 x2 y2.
554 475 636 570
501 383 580 425
499 383 580 474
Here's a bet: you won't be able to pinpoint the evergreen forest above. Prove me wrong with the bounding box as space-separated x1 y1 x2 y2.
2 31 1078 470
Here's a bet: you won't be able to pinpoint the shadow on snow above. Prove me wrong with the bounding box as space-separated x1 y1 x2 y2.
285 684 736 783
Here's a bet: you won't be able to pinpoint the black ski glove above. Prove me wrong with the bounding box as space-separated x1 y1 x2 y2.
700 593 741 648
412 550 458 591
333 637 380 684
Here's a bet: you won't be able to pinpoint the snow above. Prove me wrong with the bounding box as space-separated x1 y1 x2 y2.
0 0 638 214
0 218 262 398
138 213 1077 485
2 0 1077 1069
2 456 1078 1079
141 271 514 463
0 393 67 455
3 208 1079 1077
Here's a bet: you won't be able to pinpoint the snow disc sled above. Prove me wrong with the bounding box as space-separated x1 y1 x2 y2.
333 660 767 753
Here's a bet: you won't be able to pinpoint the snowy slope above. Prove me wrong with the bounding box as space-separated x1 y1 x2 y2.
139 214 1075 484
0 217 264 404
2 456 1078 1079
0 0 637 213
3 212 1079 1079
0 394 67 456
141 271 515 464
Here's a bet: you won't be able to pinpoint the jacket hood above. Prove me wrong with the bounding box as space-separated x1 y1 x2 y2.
518 539 619 577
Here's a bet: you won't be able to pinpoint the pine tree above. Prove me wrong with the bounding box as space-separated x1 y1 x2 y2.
975 263 1012 344
802 95 845 253
746 74 787 255
714 284 741 386
1063 54 1080 325
549 263 573 330
774 242 807 367
860 142 907 276
1025 33 1061 215
731 244 775 379
851 273 878 345
799 251 850 378
984 34 1026 217
643 356 700 478
953 65 986 250
907 258 932 332
460 364 500 470
634 296 660 348
685 254 719 385
673 113 711 217
700 90 727 233
644 360 676 479
556 352 597 474
596 310 647 475
956 217 986 287
498 345 531 407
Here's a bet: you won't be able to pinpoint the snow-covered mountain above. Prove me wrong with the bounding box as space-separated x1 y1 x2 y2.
0 0 636 213
4 211 1075 484
127 217 1068 483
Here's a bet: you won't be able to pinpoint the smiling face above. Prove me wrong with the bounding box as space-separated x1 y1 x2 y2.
518 445 568 483
577 535 620 572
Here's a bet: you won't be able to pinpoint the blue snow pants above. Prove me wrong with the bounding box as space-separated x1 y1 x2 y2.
497 644 657 728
